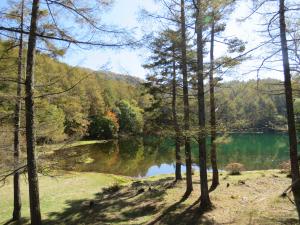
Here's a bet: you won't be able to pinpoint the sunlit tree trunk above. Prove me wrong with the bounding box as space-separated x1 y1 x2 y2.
180 0 193 196
279 0 300 220
196 0 211 209
12 0 24 221
209 12 219 192
172 47 182 181
25 0 42 224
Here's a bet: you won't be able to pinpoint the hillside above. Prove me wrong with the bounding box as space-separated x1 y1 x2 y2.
0 41 147 145
100 71 143 86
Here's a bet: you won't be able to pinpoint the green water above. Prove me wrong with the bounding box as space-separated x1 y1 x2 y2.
52 133 291 177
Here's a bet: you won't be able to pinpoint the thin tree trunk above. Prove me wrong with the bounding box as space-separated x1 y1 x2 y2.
25 0 42 224
180 0 193 196
196 0 212 210
279 0 300 220
172 47 182 181
12 0 25 221
209 13 219 192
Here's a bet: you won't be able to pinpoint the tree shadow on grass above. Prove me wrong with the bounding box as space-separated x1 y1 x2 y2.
162 203 218 225
3 218 30 225
44 177 175 225
147 197 218 225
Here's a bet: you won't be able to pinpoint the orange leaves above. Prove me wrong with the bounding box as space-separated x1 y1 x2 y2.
105 110 119 131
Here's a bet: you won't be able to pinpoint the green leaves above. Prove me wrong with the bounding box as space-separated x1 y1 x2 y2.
226 38 246 53
117 100 144 134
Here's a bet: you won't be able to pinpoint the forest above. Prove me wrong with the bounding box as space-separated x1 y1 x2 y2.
0 0 300 224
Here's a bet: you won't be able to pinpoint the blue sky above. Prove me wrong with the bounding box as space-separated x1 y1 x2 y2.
0 0 157 77
62 0 274 80
61 0 158 78
0 0 285 80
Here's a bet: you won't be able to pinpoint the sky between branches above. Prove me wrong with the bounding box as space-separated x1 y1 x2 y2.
0 0 288 81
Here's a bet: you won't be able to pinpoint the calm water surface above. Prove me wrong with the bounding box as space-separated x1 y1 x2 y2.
52 133 291 177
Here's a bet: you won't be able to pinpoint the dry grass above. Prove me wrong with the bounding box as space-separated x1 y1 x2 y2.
142 170 298 225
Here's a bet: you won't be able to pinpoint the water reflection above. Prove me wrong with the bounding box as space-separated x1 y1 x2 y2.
145 164 200 177
51 133 290 177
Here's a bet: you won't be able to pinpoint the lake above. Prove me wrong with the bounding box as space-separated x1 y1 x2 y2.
51 133 291 177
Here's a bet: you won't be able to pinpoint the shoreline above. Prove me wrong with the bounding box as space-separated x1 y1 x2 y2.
37 130 290 152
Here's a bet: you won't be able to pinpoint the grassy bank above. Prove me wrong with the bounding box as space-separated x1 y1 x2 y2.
37 140 109 154
0 172 131 224
0 170 298 224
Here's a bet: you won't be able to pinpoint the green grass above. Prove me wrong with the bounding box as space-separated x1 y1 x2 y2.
0 172 131 224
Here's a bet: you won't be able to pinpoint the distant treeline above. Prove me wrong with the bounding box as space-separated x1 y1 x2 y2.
145 78 294 133
213 79 288 131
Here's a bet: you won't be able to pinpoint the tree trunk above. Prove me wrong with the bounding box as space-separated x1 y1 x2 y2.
180 0 193 196
279 0 300 220
172 47 182 181
209 13 219 192
12 0 24 221
196 0 212 210
25 0 42 224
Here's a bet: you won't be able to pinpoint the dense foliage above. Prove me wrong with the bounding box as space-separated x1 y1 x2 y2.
87 114 118 140
213 79 287 131
0 41 146 143
117 100 144 134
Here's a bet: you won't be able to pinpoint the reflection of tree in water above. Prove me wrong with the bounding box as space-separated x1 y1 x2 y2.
115 137 175 176
51 134 291 176
52 137 176 177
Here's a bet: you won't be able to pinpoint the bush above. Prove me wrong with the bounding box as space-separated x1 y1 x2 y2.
225 163 245 175
117 100 143 134
279 160 291 174
87 113 119 140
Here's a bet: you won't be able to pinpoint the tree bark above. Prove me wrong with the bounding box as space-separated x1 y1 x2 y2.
12 0 25 221
209 13 219 192
196 0 212 210
172 47 182 181
279 0 300 220
180 0 193 196
25 0 42 224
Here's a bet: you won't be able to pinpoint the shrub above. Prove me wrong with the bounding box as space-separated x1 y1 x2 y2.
279 160 291 174
117 100 143 134
225 163 245 175
87 113 119 139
